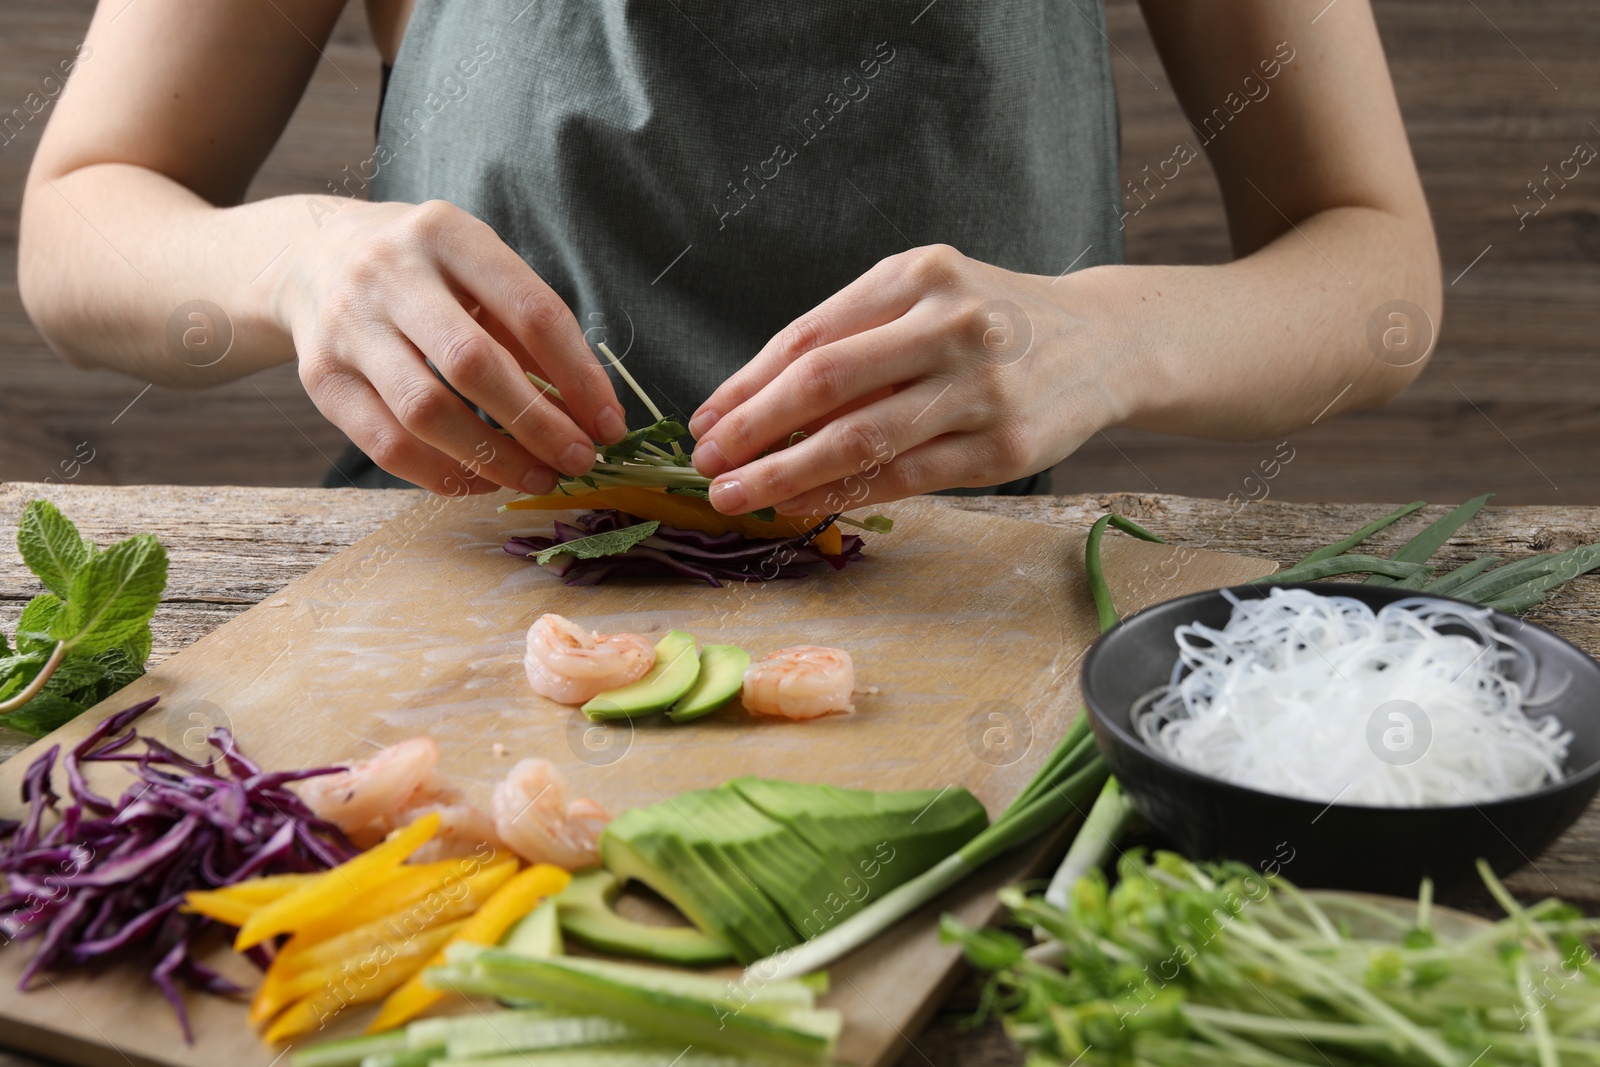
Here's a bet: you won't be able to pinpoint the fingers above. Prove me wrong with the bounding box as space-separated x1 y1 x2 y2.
703 381 965 516
355 330 562 495
390 286 598 479
299 367 499 497
690 247 943 439
691 320 926 479
763 433 999 518
429 205 626 444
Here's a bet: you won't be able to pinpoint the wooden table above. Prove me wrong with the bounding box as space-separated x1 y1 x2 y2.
2 483 1599 1067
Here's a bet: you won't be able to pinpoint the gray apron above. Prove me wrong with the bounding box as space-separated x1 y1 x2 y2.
334 0 1123 491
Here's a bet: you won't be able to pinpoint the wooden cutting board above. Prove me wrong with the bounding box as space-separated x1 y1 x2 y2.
0 493 1275 1067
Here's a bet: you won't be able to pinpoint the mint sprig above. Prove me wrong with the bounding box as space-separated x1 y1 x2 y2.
0 501 168 735
533 520 660 565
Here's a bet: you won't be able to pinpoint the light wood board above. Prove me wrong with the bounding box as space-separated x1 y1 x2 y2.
0 492 1275 1067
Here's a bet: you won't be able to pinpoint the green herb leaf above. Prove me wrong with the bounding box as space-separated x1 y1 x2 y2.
119 628 153 670
858 514 895 534
41 655 106 696
0 652 49 703
50 534 169 656
17 500 88 597
533 521 660 566
666 486 711 499
2 692 89 738
15 593 62 653
750 507 777 523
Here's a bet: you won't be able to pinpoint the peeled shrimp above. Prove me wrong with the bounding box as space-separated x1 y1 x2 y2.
524 613 655 704
363 772 507 860
741 645 856 720
297 736 439 835
491 758 610 870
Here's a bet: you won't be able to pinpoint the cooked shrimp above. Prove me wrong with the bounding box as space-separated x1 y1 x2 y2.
524 613 655 705
360 772 507 860
297 736 439 835
741 645 856 720
491 758 610 869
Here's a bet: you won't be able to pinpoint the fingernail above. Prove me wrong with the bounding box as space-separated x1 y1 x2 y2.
560 442 595 475
597 406 628 445
521 470 555 495
688 408 719 438
709 478 747 514
693 439 727 477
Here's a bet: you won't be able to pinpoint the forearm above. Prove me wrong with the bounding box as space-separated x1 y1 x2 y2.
1084 204 1440 441
19 162 337 386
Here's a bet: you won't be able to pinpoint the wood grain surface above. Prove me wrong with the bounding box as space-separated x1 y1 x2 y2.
4 484 1600 1066
1 3 1597 503
0 484 1276 1067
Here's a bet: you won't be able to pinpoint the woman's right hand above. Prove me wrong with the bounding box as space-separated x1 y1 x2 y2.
274 198 627 495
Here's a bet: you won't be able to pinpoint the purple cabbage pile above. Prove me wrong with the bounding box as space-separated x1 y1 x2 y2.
504 509 866 587
0 697 352 1040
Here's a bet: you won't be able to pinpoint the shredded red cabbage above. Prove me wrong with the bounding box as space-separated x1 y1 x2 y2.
0 697 352 1040
504 509 866 587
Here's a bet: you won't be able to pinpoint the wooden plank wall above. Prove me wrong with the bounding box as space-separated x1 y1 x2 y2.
1 1 1596 504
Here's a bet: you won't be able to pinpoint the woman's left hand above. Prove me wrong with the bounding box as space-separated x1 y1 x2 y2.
687 244 1133 517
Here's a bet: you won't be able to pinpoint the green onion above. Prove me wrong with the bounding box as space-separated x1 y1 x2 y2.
1293 499 1425 566
1365 492 1492 585
1248 554 1429 585
1421 554 1501 595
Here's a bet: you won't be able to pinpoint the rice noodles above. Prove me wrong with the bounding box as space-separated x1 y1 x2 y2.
1133 587 1571 807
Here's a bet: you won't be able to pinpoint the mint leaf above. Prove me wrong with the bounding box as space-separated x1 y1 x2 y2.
51 534 169 656
2 693 88 738
120 627 153 669
533 521 660 565
42 655 106 695
17 500 88 597
0 652 48 703
15 593 62 653
90 645 145 698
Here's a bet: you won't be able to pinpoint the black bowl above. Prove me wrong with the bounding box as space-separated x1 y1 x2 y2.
1081 581 1600 894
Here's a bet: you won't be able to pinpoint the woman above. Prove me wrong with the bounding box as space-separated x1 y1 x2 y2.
18 0 1439 517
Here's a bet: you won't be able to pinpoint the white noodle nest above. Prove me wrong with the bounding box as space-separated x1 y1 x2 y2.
1133 587 1572 807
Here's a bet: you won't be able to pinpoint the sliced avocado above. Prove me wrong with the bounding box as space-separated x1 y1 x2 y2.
500 898 563 958
583 630 700 721
731 777 989 898
554 869 734 965
603 806 792 963
667 644 750 723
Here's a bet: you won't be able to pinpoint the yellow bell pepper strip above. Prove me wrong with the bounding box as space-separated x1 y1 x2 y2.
251 858 518 1025
365 863 571 1033
212 872 320 904
261 919 465 1044
235 812 441 951
279 856 485 949
504 486 846 557
183 873 323 927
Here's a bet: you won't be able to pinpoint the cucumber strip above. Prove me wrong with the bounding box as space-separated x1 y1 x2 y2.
445 949 838 1066
1293 500 1426 566
430 1046 770 1067
1365 493 1492 585
1421 555 1501 596
291 1032 413 1067
447 943 819 1012
408 1008 562 1051
446 1015 640 1058
359 1052 435 1067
